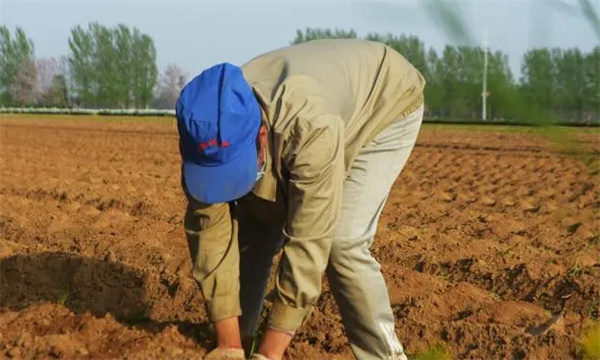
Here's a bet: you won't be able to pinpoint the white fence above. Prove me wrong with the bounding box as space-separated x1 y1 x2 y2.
0 107 176 116
2 107 597 126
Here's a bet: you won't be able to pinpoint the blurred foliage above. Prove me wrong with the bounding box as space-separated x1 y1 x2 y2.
410 343 453 360
422 1 474 46
577 0 600 40
578 320 600 360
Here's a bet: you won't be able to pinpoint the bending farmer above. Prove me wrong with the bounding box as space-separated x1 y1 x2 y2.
177 39 425 360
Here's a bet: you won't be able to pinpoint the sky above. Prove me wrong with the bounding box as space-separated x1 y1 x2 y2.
1 0 598 80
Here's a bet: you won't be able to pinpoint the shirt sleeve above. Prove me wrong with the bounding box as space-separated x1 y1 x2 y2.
268 114 345 331
184 198 241 321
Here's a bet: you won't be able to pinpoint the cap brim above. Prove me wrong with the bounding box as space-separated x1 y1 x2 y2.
183 143 258 204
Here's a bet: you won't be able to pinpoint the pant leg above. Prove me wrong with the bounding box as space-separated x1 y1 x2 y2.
326 105 423 360
238 208 284 353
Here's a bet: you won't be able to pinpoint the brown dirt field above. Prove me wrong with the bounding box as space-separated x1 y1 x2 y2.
0 116 598 360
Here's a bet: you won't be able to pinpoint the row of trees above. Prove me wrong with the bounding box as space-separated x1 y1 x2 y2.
293 29 599 122
69 23 157 108
0 27 37 106
1 25 598 122
0 24 187 109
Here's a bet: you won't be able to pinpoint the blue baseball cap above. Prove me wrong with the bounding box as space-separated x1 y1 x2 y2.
176 63 261 204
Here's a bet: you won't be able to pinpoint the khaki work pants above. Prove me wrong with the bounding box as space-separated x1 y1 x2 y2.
237 105 423 360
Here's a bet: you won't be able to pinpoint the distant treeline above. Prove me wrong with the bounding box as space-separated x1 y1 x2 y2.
1 25 598 124
294 28 599 124
0 23 185 110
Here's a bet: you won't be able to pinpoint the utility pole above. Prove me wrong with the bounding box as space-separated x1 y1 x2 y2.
482 35 489 122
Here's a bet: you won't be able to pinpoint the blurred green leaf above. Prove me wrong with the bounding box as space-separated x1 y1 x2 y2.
422 1 474 46
578 0 600 40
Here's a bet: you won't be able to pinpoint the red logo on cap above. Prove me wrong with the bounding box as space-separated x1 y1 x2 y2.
197 140 230 152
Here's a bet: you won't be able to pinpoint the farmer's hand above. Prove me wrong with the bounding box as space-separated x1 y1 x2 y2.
255 327 294 360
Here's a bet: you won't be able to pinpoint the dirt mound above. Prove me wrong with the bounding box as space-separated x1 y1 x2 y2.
0 304 205 359
1 117 598 359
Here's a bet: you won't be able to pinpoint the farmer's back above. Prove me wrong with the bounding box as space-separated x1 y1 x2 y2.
242 39 425 169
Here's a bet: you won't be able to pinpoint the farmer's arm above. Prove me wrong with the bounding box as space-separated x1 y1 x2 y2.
184 199 241 324
259 115 344 358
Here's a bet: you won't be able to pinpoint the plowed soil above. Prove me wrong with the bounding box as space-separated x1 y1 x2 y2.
1 116 598 360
